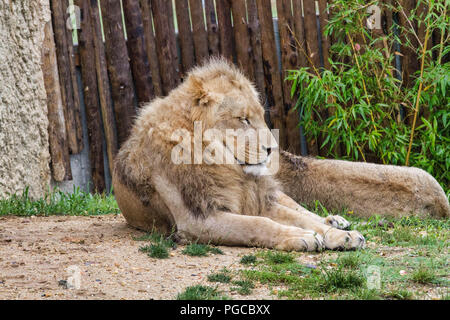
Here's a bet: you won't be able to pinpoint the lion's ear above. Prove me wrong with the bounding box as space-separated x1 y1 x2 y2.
189 75 215 107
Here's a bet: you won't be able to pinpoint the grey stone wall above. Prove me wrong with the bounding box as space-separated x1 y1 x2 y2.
0 0 52 198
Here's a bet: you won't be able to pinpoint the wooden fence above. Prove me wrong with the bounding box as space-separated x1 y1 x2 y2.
42 0 441 192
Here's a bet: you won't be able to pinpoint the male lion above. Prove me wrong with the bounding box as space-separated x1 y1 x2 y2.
113 59 449 251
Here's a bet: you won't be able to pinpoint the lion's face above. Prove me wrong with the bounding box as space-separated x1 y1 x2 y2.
188 70 278 173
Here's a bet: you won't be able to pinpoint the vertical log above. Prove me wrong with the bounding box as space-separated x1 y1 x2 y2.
398 0 419 89
50 0 83 154
100 0 136 146
230 0 254 79
302 0 319 155
89 0 119 173
303 0 320 70
318 0 331 70
205 0 220 56
247 0 266 98
140 0 164 96
151 0 180 94
123 0 155 103
256 0 286 149
62 0 84 153
216 0 234 61
41 21 72 182
166 0 181 76
292 0 307 68
382 0 394 35
189 0 209 63
77 0 106 193
175 0 196 72
276 0 301 154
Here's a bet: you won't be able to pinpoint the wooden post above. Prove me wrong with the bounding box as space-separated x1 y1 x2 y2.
122 0 155 103
230 0 254 79
139 0 164 96
247 0 265 99
301 0 319 156
276 0 301 154
205 0 220 56
292 0 307 68
318 0 331 70
303 0 321 70
77 0 106 193
100 0 136 146
166 0 181 77
189 0 209 63
256 0 286 149
50 0 83 154
151 0 180 94
41 21 72 182
61 0 84 154
89 0 119 173
216 0 234 62
175 0 196 73
398 0 419 89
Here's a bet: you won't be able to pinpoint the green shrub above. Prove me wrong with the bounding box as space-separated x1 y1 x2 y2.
288 0 449 196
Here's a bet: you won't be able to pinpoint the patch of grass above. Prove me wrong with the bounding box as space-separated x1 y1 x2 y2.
240 255 257 265
139 243 169 259
337 253 362 268
264 251 295 265
182 243 223 257
231 280 255 295
410 266 437 284
0 187 120 216
384 289 413 300
318 267 366 292
242 270 301 285
176 285 230 300
208 269 232 284
135 231 177 259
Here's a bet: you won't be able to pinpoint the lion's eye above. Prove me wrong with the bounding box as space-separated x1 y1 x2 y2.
240 118 249 125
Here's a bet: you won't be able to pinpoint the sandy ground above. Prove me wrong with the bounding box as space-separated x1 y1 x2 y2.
0 214 300 300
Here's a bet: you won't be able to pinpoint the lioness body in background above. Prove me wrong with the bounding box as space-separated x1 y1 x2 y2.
113 60 449 251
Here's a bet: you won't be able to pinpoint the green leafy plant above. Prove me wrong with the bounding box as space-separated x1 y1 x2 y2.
288 0 449 197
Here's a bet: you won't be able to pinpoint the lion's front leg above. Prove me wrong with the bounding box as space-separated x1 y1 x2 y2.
276 191 351 230
177 211 324 252
262 202 365 250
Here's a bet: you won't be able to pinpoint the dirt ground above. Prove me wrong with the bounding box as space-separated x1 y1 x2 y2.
0 214 296 300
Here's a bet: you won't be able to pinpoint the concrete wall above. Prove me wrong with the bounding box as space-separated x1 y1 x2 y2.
0 0 52 199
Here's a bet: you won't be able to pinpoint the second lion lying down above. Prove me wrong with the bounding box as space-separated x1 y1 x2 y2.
113 59 449 251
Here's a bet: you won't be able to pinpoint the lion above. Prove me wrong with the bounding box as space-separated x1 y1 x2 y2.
112 59 449 252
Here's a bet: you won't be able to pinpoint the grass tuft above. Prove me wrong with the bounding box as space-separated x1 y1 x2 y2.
337 253 361 268
182 243 223 257
207 270 232 284
410 266 436 284
176 285 229 300
264 251 295 264
240 255 257 265
139 243 169 259
231 280 255 295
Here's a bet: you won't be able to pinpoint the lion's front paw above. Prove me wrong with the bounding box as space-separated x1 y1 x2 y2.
324 215 351 230
276 232 324 252
323 229 365 250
